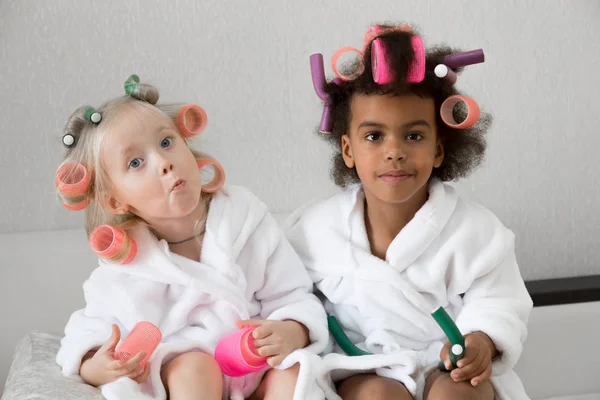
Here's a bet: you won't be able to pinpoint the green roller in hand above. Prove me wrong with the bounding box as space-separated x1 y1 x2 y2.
431 306 465 371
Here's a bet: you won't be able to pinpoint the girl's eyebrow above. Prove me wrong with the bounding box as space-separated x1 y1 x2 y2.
357 119 431 130
357 121 386 129
401 119 431 129
120 145 135 158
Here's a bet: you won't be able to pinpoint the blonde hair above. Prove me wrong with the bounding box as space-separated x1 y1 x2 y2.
56 80 215 263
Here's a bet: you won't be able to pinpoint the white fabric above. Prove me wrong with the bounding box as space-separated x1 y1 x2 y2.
284 180 534 400
55 184 329 400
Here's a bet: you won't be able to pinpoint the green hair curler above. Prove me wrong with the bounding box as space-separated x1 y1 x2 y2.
124 74 140 96
328 315 371 356
328 306 465 373
431 306 465 371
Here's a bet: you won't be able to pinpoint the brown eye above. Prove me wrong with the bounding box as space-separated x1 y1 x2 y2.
366 132 382 141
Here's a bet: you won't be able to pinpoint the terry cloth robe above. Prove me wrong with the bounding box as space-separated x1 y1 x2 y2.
284 179 533 400
56 184 329 400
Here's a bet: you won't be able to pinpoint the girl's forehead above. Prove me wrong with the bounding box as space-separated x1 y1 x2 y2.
351 93 435 120
102 105 171 151
111 105 169 136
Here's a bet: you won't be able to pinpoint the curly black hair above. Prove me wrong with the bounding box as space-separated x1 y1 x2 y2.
317 25 492 188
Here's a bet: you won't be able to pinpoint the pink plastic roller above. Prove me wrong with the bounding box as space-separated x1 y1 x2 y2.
331 46 365 82
62 196 90 211
55 162 91 196
214 327 268 377
440 95 480 129
55 162 92 210
197 159 226 193
176 104 208 137
115 321 162 368
89 224 137 264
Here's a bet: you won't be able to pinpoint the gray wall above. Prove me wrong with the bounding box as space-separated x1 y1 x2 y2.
2 0 599 280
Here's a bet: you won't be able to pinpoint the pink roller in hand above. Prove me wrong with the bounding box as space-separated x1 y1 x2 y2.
215 327 268 377
115 322 162 368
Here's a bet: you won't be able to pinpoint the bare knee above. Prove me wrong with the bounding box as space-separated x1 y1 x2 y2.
337 374 413 400
251 364 301 400
424 370 494 400
161 351 222 384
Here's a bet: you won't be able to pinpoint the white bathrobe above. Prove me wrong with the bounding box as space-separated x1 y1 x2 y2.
284 180 533 400
56 184 329 400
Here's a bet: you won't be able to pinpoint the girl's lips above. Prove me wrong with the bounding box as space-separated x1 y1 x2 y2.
171 180 186 191
379 172 411 183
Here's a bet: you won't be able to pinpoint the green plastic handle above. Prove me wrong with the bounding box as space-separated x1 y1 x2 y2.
328 315 371 357
431 306 465 371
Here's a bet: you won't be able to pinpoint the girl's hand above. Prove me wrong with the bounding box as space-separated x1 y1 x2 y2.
440 331 498 387
237 319 310 367
80 324 150 387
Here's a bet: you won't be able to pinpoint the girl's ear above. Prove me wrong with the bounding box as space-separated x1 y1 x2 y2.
341 135 355 168
102 193 129 215
434 141 444 168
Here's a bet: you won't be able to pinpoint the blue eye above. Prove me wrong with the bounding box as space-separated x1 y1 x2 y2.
128 158 142 169
161 137 173 148
366 132 382 141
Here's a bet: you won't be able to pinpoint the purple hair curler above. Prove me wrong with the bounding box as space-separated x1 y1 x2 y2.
310 53 334 134
434 64 457 85
443 49 485 69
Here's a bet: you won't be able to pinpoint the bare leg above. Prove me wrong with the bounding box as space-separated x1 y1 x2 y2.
160 351 223 400
336 373 413 400
247 364 301 400
424 369 494 400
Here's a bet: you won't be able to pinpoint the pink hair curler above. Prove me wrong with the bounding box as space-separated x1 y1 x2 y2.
197 159 225 193
407 36 425 82
440 95 480 129
363 24 412 50
62 196 91 211
214 327 268 377
331 46 365 82
371 35 425 84
89 224 137 264
115 321 162 368
175 105 208 137
55 162 91 197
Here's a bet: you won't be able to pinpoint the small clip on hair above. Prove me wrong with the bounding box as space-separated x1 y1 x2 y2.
62 133 76 148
